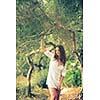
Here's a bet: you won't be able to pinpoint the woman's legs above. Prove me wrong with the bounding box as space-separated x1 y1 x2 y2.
55 89 61 100
48 87 57 100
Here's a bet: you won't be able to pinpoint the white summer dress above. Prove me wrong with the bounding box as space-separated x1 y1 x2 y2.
44 49 66 89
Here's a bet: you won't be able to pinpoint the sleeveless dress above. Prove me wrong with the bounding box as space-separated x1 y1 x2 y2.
44 50 66 88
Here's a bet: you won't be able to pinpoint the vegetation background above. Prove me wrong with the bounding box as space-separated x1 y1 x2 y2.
16 0 83 99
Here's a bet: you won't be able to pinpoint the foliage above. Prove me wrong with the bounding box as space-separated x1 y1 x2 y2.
63 60 82 87
31 69 48 88
16 0 83 99
16 84 27 100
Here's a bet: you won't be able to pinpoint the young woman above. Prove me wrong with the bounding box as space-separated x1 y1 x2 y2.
40 35 66 100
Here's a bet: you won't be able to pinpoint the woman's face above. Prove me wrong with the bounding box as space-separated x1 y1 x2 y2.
55 47 60 56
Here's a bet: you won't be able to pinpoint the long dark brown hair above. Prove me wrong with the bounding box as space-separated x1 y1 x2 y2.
54 45 66 66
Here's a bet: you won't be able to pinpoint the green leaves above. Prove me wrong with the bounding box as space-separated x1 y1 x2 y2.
16 0 83 87
63 61 82 87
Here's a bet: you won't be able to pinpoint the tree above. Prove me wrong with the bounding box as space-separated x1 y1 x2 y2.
16 0 83 90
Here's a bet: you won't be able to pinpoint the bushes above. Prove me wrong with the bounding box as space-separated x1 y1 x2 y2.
31 69 48 88
16 69 48 99
16 84 27 100
63 60 82 87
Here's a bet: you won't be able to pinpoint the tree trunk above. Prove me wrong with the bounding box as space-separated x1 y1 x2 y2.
26 57 34 97
72 30 83 71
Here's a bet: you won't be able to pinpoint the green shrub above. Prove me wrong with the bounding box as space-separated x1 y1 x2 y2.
31 69 48 88
63 60 82 87
16 84 27 100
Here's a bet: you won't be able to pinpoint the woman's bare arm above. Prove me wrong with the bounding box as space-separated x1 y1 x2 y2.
40 32 54 59
57 76 64 90
40 33 47 52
